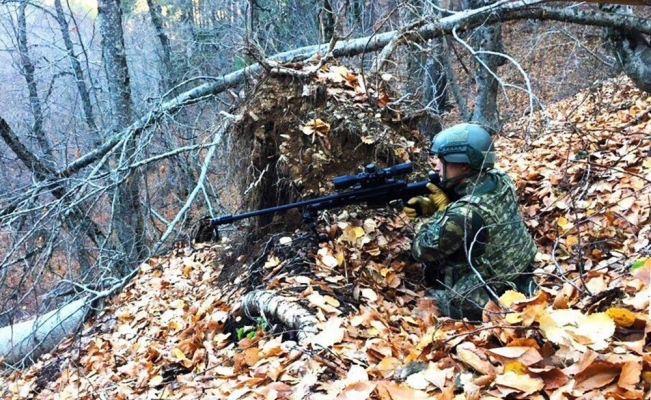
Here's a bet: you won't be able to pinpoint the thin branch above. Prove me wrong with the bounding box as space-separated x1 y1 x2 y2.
151 123 227 255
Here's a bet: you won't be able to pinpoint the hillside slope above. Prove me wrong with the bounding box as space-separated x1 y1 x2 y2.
1 75 650 399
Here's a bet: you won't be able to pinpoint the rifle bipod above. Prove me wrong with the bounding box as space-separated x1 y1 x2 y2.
302 211 330 243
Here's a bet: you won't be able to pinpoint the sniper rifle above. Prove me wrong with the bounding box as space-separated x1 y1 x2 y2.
205 162 441 240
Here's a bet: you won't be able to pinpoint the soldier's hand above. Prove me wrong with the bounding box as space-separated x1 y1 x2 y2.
425 183 450 211
403 184 450 220
403 196 437 220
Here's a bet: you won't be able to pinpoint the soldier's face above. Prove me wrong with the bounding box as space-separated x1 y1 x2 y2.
434 157 470 180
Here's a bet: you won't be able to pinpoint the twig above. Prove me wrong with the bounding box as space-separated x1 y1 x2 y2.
443 37 471 121
257 34 340 79
371 18 427 75
623 106 651 128
151 122 227 255
444 324 540 343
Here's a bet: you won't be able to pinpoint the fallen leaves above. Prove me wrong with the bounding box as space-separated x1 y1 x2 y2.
538 309 615 351
3 74 651 400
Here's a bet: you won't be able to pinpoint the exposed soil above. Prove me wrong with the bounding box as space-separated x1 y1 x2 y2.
225 66 432 245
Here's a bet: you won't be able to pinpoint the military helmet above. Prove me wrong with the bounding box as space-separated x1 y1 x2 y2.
430 123 496 170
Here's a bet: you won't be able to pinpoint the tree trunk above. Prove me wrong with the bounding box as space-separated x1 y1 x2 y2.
16 2 53 162
146 0 175 91
0 298 88 367
240 290 318 344
53 0 98 134
463 0 504 134
0 117 104 272
602 5 651 93
414 0 448 137
97 0 146 273
320 0 335 42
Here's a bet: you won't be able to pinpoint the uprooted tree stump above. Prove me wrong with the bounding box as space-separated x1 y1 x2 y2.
222 67 430 248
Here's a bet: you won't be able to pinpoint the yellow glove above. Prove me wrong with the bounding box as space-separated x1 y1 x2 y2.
403 183 450 220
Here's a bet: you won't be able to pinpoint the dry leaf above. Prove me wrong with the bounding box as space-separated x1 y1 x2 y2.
456 342 495 375
406 371 430 390
504 361 528 375
376 357 401 378
310 317 345 348
527 367 569 390
336 381 376 400
375 381 430 399
499 290 526 309
617 360 642 391
538 308 615 351
361 288 378 302
487 346 543 366
575 361 620 390
606 307 637 328
423 365 454 391
494 371 544 395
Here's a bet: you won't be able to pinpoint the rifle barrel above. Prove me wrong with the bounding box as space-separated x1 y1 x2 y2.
211 179 415 226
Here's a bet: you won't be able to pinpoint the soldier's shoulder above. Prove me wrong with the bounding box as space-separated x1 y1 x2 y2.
490 169 516 184
446 201 475 215
444 203 483 224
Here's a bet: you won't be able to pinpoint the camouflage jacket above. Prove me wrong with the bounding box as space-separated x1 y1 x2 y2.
412 170 537 293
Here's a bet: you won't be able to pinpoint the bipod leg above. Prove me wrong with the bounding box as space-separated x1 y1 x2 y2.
303 212 328 242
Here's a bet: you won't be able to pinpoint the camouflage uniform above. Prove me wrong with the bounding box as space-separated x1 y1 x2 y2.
412 169 537 320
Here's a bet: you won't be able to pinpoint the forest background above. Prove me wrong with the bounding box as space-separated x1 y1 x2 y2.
0 0 649 373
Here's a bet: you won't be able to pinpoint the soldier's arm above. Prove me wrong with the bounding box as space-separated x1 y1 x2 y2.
412 208 486 263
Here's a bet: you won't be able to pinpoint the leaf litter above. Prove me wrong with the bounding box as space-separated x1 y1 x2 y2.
1 72 650 399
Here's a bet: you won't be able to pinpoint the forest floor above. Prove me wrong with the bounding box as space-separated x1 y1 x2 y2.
1 61 649 399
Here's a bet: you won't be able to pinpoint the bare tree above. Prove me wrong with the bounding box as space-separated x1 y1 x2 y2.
146 0 176 92
97 0 146 274
601 4 651 92
15 1 53 162
53 0 98 133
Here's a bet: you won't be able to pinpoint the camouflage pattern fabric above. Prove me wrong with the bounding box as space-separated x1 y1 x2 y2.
412 170 537 320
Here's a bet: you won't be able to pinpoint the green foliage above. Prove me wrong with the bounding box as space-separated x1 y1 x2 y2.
236 318 269 341
630 258 648 272
257 317 268 331
236 326 248 341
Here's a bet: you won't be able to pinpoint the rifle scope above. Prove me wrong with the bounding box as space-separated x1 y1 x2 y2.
333 163 413 190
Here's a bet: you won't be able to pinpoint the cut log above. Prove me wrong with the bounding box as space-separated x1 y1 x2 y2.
0 298 89 367
240 290 318 344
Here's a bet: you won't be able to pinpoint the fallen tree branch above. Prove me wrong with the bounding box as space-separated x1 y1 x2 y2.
151 122 228 254
370 18 427 74
0 259 141 367
0 298 88 367
240 290 319 344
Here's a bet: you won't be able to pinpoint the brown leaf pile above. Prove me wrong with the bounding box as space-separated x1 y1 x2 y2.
2 76 650 399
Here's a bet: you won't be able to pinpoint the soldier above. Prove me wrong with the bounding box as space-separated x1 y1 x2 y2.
404 123 537 321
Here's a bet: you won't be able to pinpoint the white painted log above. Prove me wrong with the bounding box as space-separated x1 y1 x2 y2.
241 290 318 344
0 298 89 366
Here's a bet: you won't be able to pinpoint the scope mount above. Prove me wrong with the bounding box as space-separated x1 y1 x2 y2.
333 162 413 190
